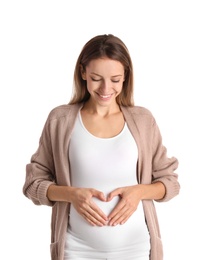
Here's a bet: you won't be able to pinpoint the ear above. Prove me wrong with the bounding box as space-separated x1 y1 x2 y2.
80 65 86 80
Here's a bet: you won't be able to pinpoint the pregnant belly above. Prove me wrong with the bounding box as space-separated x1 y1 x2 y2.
69 197 150 250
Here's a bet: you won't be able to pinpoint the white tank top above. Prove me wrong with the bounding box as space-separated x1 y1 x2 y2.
65 111 150 254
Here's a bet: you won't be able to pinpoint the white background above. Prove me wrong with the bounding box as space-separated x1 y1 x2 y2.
0 0 211 259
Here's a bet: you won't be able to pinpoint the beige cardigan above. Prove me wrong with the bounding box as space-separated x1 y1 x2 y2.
23 103 180 260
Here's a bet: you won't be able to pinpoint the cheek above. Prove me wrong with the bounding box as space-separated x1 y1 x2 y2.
116 83 123 93
86 80 95 93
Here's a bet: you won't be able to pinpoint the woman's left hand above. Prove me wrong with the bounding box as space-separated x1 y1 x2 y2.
107 185 142 226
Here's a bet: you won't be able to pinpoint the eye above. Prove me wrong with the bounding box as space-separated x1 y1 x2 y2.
111 80 120 83
91 77 101 82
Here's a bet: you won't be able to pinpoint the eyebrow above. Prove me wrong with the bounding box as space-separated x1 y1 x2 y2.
90 72 123 77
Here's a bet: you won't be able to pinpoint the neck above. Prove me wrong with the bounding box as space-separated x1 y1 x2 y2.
82 100 120 117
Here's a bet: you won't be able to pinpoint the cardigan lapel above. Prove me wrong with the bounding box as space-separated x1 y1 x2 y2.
120 106 143 184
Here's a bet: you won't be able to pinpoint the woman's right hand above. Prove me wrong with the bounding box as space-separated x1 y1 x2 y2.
47 185 108 226
69 187 108 226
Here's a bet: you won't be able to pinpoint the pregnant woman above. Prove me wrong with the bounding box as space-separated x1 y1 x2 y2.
23 34 180 260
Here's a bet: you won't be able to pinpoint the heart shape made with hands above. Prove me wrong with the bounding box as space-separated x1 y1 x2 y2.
92 195 120 216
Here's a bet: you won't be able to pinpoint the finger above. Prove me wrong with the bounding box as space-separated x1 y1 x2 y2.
83 212 104 226
91 189 107 201
83 206 107 226
115 208 133 225
107 189 121 201
89 200 108 221
76 193 108 223
108 206 127 226
109 207 133 226
108 199 126 220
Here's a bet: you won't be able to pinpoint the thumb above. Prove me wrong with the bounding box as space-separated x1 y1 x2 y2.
107 188 121 201
92 189 106 201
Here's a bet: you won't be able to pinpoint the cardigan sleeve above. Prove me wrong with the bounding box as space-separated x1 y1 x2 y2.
23 115 56 206
151 119 180 202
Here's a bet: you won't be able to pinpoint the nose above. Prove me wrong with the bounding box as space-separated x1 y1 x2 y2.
100 80 111 93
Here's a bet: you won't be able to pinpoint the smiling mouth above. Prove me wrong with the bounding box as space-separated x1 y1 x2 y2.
99 94 112 98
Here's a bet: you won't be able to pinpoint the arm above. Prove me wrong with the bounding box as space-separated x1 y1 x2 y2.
47 183 165 203
138 181 166 200
23 116 56 206
151 119 180 202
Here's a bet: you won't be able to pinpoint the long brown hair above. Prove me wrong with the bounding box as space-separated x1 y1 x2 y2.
69 34 134 106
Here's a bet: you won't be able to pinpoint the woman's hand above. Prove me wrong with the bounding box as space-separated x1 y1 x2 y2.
107 182 165 226
70 187 108 226
107 185 142 226
47 185 108 226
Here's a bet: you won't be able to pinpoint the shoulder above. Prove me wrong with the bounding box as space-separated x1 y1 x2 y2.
121 105 157 131
127 105 153 115
47 103 83 121
121 105 155 119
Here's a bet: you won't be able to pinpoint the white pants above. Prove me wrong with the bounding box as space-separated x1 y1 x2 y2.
64 245 150 260
64 226 150 260
65 257 148 260
65 256 149 260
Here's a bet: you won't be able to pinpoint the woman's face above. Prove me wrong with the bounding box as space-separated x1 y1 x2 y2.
82 58 125 107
